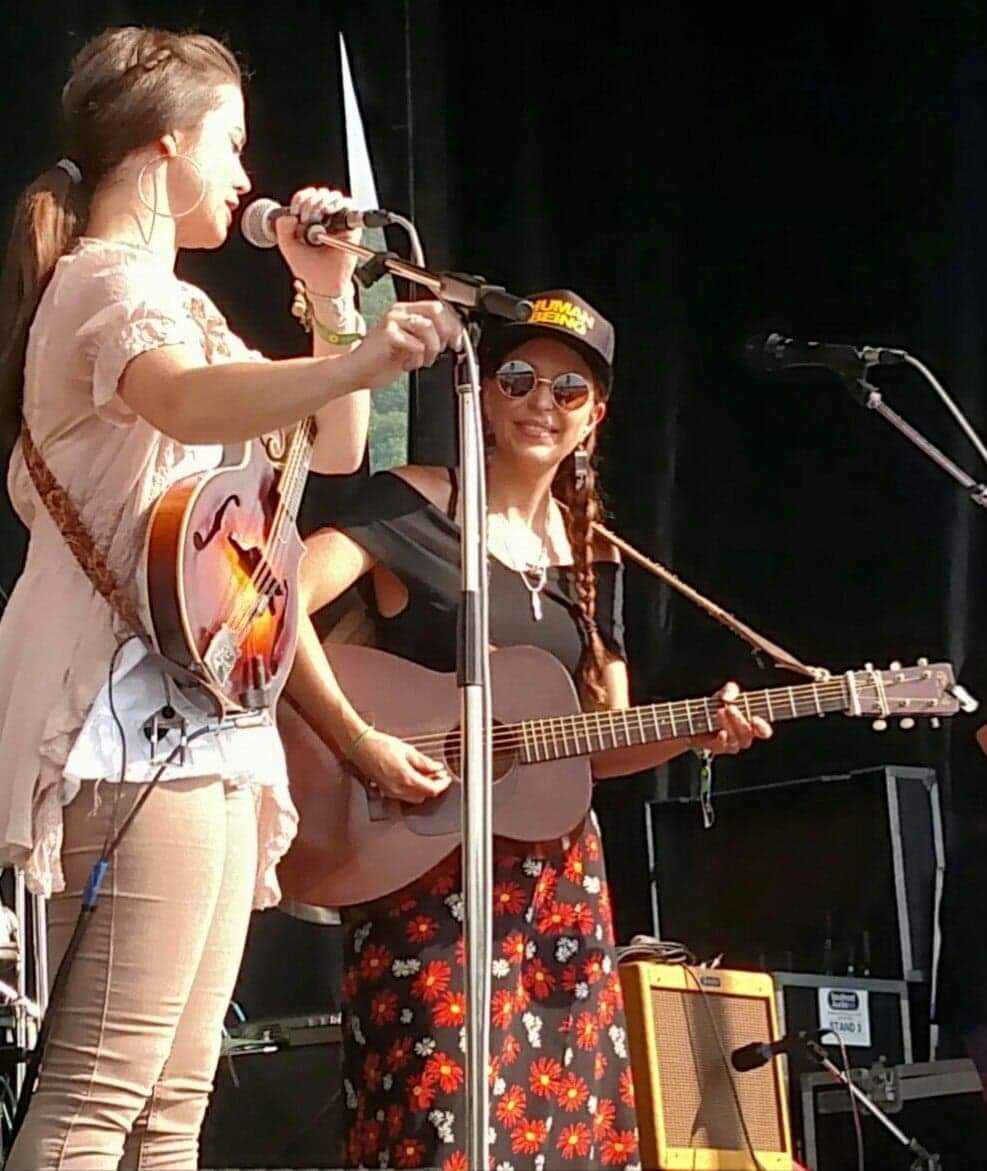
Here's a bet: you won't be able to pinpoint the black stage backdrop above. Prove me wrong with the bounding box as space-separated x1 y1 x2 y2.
4 0 987 1025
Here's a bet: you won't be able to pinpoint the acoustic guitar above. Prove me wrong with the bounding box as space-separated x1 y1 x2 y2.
141 424 315 713
276 642 973 908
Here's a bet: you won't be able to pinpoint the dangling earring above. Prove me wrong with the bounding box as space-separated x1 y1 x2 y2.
573 444 590 491
136 154 206 244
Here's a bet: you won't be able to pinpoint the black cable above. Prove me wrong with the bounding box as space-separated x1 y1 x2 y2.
683 965 768 1171
107 636 136 786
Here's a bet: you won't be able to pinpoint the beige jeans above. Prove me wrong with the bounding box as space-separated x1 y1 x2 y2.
6 777 257 1171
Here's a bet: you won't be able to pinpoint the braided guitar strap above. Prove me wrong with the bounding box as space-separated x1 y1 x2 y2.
19 422 220 709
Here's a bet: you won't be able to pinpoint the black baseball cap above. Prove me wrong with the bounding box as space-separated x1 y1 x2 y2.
481 289 615 394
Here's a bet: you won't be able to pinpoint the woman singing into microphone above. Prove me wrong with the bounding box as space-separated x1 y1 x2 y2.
0 25 459 1170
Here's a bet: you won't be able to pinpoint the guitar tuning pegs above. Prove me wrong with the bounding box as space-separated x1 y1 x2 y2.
931 718 941 730
917 657 929 667
899 717 916 731
889 661 902 671
865 662 875 671
872 719 888 732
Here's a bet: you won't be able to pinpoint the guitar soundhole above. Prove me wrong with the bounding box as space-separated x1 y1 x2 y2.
442 721 518 783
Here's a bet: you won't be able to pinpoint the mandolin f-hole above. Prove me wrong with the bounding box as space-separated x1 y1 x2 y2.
193 493 240 550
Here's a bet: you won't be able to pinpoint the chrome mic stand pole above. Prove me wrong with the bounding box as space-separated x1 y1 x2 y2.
803 1038 941 1170
305 226 527 1171
455 327 493 1171
835 356 987 510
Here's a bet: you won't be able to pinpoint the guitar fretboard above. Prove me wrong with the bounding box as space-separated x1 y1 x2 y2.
513 677 852 764
276 418 317 536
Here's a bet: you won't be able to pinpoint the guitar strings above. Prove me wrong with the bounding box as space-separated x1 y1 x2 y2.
382 677 862 757
234 421 311 624
236 421 311 617
228 420 316 640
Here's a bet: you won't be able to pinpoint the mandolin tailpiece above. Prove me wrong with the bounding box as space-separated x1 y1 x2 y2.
203 625 238 686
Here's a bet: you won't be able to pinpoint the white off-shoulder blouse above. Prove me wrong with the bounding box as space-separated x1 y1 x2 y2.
0 238 297 907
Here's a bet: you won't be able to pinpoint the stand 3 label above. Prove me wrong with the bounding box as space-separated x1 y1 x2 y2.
818 987 871 1047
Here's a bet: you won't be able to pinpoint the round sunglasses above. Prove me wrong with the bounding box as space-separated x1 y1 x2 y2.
494 359 593 412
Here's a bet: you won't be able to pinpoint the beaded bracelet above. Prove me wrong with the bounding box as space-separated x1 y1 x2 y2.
291 279 366 347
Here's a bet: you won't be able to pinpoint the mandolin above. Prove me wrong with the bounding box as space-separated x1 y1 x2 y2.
142 424 315 713
276 642 974 908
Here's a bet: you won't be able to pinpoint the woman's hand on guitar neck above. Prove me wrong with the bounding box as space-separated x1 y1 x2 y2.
350 728 452 804
688 681 773 755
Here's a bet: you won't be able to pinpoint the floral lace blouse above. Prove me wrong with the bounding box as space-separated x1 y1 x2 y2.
0 238 297 905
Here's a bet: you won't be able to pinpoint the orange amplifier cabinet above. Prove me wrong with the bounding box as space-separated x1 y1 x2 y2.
619 962 794 1170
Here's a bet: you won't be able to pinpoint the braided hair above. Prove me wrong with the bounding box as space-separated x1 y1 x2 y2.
552 430 610 709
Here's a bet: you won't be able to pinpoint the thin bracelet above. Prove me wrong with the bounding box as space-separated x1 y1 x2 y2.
344 723 375 761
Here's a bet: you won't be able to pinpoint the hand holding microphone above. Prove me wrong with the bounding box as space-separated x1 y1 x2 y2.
243 188 385 297
241 191 461 388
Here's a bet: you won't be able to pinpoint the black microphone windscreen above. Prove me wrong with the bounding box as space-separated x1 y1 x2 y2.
730 1042 771 1073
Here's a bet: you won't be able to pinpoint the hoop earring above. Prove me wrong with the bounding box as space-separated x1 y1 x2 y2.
573 444 590 491
136 154 206 221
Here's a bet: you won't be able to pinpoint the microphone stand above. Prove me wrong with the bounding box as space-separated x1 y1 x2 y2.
841 360 987 510
304 225 531 319
455 326 493 1171
802 1037 940 1170
307 226 528 1171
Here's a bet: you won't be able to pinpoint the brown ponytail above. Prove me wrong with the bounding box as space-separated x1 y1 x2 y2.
0 166 86 437
0 26 241 438
553 429 611 710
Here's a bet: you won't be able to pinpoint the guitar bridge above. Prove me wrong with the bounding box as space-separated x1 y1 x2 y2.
203 626 238 686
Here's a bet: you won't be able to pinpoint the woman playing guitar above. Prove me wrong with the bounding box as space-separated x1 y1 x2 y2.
286 290 772 1170
0 25 460 1170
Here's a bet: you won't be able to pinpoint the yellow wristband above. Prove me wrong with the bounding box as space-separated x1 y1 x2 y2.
311 315 364 347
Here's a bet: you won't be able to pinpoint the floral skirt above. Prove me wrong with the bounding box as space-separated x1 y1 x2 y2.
339 816 640 1170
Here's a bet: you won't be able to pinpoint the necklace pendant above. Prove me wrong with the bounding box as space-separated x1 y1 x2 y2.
531 591 543 622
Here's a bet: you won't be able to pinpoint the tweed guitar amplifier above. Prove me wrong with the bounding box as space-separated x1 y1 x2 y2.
620 963 794 1170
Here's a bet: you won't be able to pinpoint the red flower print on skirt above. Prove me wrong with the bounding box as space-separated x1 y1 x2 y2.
495 1083 527 1126
432 990 466 1029
529 1056 563 1099
558 1121 594 1160
426 1051 464 1095
601 1129 639 1166
405 914 439 944
340 820 638 1169
556 1071 590 1112
493 881 526 916
511 1117 548 1155
411 959 451 1003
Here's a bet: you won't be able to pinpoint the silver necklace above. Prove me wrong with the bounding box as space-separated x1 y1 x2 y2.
487 513 550 621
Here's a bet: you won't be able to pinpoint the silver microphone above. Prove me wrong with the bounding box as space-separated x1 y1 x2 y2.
240 197 394 249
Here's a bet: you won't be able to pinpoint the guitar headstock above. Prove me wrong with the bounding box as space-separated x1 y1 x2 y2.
848 659 978 729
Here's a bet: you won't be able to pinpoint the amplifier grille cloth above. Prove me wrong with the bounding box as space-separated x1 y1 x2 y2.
650 987 785 1152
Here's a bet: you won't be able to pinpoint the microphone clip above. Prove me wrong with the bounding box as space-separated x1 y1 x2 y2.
356 251 403 290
